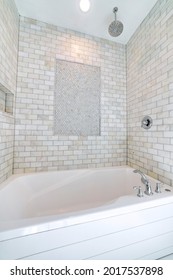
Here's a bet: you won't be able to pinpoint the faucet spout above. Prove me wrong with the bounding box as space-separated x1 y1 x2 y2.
133 169 148 185
133 169 153 195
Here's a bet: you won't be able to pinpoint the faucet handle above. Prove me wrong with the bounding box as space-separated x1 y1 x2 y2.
133 186 144 197
155 182 162 193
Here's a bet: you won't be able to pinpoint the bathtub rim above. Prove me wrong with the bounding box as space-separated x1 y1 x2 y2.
0 165 132 189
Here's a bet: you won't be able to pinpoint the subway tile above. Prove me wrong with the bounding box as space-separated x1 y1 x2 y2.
14 16 127 173
127 0 173 186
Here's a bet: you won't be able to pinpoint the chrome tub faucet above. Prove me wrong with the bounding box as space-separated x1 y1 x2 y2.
133 169 153 196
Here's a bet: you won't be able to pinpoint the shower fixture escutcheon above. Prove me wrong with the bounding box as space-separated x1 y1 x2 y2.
108 7 124 37
141 116 153 129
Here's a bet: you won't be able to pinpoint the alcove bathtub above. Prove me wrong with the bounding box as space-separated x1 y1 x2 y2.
0 166 173 260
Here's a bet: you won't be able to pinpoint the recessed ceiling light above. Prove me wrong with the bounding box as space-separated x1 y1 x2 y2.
80 0 91 12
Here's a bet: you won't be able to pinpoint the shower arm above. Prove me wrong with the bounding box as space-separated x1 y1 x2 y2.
113 7 118 23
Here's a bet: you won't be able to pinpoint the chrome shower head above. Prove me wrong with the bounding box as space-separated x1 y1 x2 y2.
108 7 123 37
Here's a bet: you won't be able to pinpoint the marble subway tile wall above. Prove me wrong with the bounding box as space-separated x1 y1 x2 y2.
127 0 173 186
0 0 19 183
14 17 127 173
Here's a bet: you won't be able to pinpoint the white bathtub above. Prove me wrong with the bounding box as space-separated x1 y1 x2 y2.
0 166 173 260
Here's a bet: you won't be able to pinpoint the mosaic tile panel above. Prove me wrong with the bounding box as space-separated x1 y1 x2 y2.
54 60 101 136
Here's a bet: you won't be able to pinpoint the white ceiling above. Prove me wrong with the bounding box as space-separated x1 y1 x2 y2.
14 0 158 44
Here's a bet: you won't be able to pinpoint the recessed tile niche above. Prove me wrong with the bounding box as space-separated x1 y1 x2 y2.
0 84 13 115
54 59 101 136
